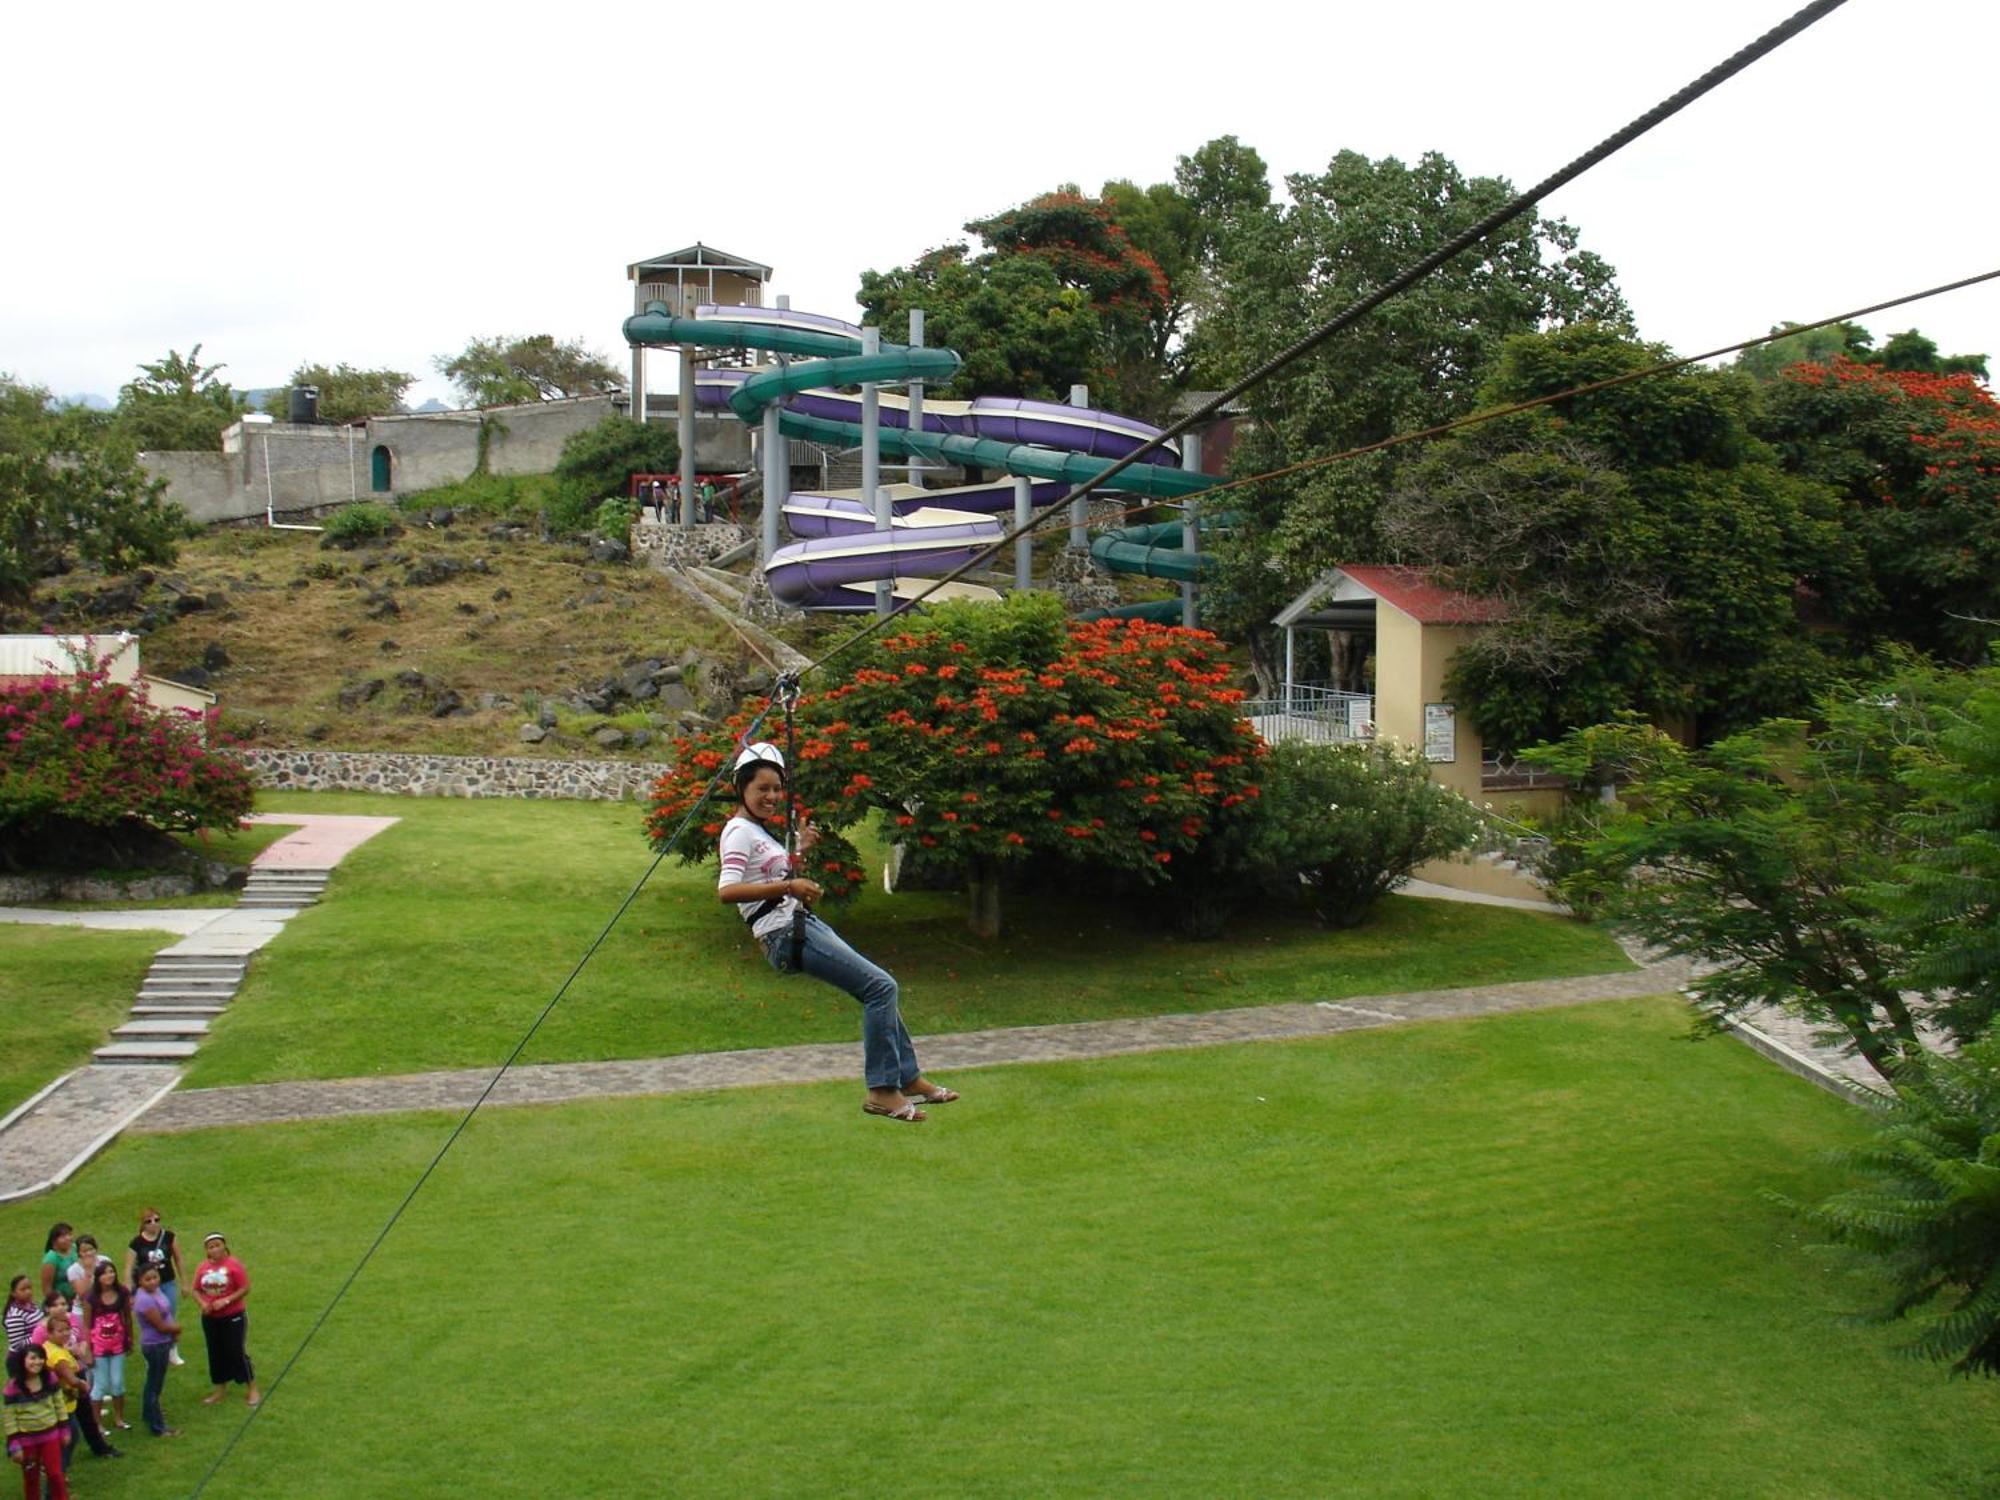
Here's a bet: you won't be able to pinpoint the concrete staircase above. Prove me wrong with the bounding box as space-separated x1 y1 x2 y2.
238 867 331 911
91 870 331 1065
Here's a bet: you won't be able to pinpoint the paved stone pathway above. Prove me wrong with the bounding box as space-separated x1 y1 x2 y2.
136 953 1699 1133
4 829 1880 1190
0 906 227 935
0 815 396 1201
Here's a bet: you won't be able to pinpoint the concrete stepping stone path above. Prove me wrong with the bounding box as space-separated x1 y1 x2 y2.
0 814 396 1201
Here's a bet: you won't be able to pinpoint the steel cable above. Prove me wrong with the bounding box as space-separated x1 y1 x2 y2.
799 0 1851 679
187 695 783 1497
190 2 1854 1487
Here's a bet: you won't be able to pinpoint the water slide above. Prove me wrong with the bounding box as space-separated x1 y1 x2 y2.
623 304 1221 610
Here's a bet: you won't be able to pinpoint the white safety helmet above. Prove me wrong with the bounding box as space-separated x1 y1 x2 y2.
733 741 786 777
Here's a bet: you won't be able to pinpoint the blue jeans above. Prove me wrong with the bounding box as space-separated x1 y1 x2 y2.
141 1343 170 1434
763 913 919 1089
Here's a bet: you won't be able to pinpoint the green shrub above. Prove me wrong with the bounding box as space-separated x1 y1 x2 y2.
549 416 679 537
321 502 402 546
0 655 255 868
1180 739 1482 932
594 495 639 538
1783 1036 2000 1378
396 473 558 521
1519 799 1618 916
645 595 1263 936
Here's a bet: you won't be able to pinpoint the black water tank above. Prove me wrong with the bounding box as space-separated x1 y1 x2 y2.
288 385 320 424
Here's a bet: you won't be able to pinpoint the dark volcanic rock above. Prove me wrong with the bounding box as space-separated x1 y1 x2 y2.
403 557 461 587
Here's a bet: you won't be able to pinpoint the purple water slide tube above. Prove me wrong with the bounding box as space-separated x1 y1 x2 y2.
763 521 1005 607
962 396 1175 461
783 478 1070 538
780 496 990 539
690 346 1176 462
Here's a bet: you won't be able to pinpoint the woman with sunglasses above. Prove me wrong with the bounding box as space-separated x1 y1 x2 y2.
123 1210 184 1368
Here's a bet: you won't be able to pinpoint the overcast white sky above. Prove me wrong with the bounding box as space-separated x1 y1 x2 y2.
6 0 1994 410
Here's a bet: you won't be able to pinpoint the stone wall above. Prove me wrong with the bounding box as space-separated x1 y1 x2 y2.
142 394 764 528
631 520 751 568
235 748 669 801
140 394 674 524
141 451 252 524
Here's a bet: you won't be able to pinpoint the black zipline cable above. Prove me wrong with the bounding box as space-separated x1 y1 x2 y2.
193 4 1854 1489
968 261 2000 543
186 692 789 1498
800 0 1851 680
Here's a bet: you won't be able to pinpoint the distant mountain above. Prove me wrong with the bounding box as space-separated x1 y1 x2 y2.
413 398 451 413
58 392 114 411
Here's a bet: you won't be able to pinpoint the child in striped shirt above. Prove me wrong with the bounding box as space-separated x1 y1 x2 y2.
3 1344 69 1500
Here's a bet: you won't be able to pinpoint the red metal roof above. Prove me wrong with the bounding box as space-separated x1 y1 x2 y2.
1336 565 1509 625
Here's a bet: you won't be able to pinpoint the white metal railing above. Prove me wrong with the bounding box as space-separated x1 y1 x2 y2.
1241 686 1375 745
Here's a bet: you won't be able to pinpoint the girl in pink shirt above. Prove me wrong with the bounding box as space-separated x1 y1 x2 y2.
79 1260 133 1432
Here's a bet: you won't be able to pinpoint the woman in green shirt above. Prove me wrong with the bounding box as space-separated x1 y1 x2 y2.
36 1225 74 1304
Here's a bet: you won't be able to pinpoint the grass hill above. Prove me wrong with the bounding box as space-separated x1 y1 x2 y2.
21 482 765 760
18 474 1196 761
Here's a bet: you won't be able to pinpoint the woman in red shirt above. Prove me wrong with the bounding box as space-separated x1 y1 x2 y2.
191 1235 260 1408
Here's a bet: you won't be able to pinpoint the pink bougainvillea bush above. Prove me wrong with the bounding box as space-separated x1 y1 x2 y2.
644 594 1265 926
0 658 254 868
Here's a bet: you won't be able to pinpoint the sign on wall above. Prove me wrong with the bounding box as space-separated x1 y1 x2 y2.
1424 703 1456 763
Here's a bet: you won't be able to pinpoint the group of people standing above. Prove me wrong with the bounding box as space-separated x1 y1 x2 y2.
641 476 718 524
2 1214 258 1497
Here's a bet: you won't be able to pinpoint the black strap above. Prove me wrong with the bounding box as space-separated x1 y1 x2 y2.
744 897 782 925
789 907 807 971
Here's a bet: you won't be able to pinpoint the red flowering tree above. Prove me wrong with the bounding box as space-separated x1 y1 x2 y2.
1760 358 2000 664
0 655 255 870
645 594 1265 936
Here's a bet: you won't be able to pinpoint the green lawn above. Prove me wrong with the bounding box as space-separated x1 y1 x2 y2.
183 791 1633 1087
0 926 172 1117
8 999 1997 1497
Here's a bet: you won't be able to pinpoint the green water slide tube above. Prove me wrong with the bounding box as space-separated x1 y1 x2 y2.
623 307 1217 503
1075 598 1189 624
1089 518 1231 583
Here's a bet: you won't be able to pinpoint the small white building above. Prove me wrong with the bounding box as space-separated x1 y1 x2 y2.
0 634 217 731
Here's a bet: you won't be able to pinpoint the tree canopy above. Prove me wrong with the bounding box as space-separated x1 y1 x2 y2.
1383 325 1845 749
0 375 191 605
857 247 1101 402
110 344 248 452
546 414 681 533
856 138 1274 420
261 362 414 423
1734 319 1987 382
646 594 1263 937
1753 356 2000 665
1198 149 1628 687
435 335 623 408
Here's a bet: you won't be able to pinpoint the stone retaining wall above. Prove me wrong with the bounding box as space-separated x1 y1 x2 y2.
631 520 750 568
234 748 670 801
0 864 241 903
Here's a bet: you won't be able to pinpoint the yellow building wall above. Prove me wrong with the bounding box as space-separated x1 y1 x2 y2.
1371 609 1483 803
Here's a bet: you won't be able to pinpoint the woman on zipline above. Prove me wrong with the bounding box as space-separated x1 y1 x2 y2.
717 741 957 1124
